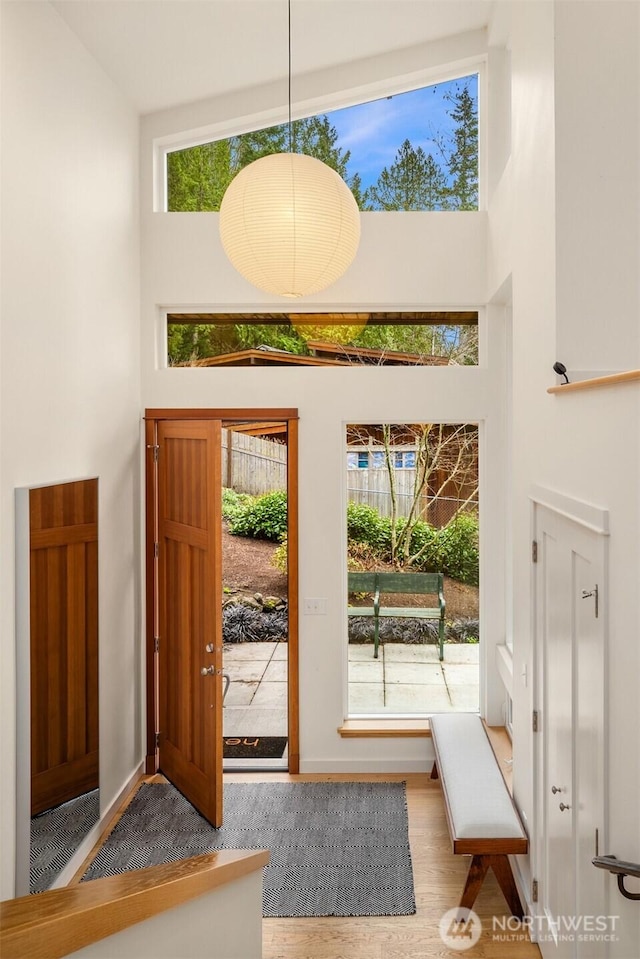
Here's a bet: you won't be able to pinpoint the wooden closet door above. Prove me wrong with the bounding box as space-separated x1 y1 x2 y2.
156 420 223 827
30 479 99 815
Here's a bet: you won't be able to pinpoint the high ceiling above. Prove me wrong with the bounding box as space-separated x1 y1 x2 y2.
52 0 491 114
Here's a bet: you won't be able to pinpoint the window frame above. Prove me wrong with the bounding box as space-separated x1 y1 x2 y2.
152 61 487 213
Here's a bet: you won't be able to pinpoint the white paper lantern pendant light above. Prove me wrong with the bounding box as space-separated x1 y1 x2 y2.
219 2 361 298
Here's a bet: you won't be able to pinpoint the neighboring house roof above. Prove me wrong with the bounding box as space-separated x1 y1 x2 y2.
185 342 450 368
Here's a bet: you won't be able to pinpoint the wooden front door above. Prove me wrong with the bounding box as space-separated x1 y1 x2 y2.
156 420 223 826
29 479 99 816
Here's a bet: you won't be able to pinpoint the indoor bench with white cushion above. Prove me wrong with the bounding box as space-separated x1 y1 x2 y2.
429 713 528 918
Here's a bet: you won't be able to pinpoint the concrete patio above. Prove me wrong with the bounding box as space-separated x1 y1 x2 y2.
222 641 479 739
348 641 479 713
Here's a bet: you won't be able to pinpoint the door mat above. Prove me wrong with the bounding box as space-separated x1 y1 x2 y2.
223 735 288 759
81 781 416 917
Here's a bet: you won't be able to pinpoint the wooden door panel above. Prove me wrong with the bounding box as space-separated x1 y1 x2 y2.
30 480 99 816
157 421 223 827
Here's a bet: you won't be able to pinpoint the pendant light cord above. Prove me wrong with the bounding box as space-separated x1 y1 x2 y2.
288 0 292 153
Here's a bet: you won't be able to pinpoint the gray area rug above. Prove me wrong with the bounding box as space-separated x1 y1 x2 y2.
82 781 416 917
31 788 99 893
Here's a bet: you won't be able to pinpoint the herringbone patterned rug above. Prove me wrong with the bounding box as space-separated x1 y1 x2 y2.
82 781 416 917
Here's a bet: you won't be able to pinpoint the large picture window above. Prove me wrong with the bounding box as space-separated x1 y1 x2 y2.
346 422 480 717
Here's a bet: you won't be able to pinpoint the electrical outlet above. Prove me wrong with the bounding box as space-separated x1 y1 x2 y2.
303 597 327 615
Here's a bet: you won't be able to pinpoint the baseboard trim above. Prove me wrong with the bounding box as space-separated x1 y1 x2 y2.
50 763 145 890
299 759 433 773
511 854 534 922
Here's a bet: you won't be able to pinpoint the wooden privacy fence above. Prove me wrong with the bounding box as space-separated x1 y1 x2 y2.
222 429 286 495
221 431 477 528
348 470 477 528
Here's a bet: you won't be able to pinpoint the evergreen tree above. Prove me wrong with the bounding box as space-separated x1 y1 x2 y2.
291 116 350 176
167 115 358 212
365 140 448 211
167 140 233 211
348 171 366 209
445 83 478 210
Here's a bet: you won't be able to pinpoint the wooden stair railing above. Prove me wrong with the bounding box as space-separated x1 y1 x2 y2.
0 849 269 959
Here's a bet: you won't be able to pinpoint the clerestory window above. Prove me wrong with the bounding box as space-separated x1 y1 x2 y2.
166 74 479 213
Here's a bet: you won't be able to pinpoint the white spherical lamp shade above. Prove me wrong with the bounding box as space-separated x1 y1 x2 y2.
219 152 361 297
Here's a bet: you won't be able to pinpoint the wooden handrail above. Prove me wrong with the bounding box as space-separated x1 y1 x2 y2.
0 849 269 959
548 369 640 394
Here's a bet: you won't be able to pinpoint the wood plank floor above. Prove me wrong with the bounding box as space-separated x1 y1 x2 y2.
76 771 541 959
229 772 541 959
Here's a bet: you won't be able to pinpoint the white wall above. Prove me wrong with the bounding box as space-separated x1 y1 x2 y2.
0 1 141 899
489 2 640 953
554 1 640 375
3 2 637 949
139 26 509 773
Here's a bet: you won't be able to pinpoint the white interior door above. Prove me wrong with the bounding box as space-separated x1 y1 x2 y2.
534 500 608 959
538 510 575 957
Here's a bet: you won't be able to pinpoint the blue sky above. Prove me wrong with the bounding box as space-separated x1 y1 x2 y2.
325 74 477 191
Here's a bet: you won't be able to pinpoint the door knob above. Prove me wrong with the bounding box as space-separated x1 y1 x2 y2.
551 785 562 794
205 644 222 653
200 665 216 676
559 802 571 812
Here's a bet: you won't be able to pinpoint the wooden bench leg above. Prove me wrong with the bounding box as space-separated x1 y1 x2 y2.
373 616 380 658
460 855 490 911
487 855 525 919
430 761 439 780
459 854 524 919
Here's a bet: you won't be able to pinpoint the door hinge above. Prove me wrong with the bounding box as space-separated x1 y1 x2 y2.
154 637 159 653
147 444 159 463
532 709 540 732
154 541 159 559
155 731 160 748
532 878 539 903
532 540 538 563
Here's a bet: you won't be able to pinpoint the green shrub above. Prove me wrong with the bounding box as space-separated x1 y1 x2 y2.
222 487 254 521
229 489 288 542
272 535 288 573
346 502 389 552
345 500 478 585
408 519 439 565
395 518 440 570
435 513 479 585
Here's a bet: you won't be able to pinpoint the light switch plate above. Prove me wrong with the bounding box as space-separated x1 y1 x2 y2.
303 597 327 615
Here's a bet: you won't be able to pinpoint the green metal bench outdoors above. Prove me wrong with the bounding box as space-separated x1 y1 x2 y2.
347 571 446 661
